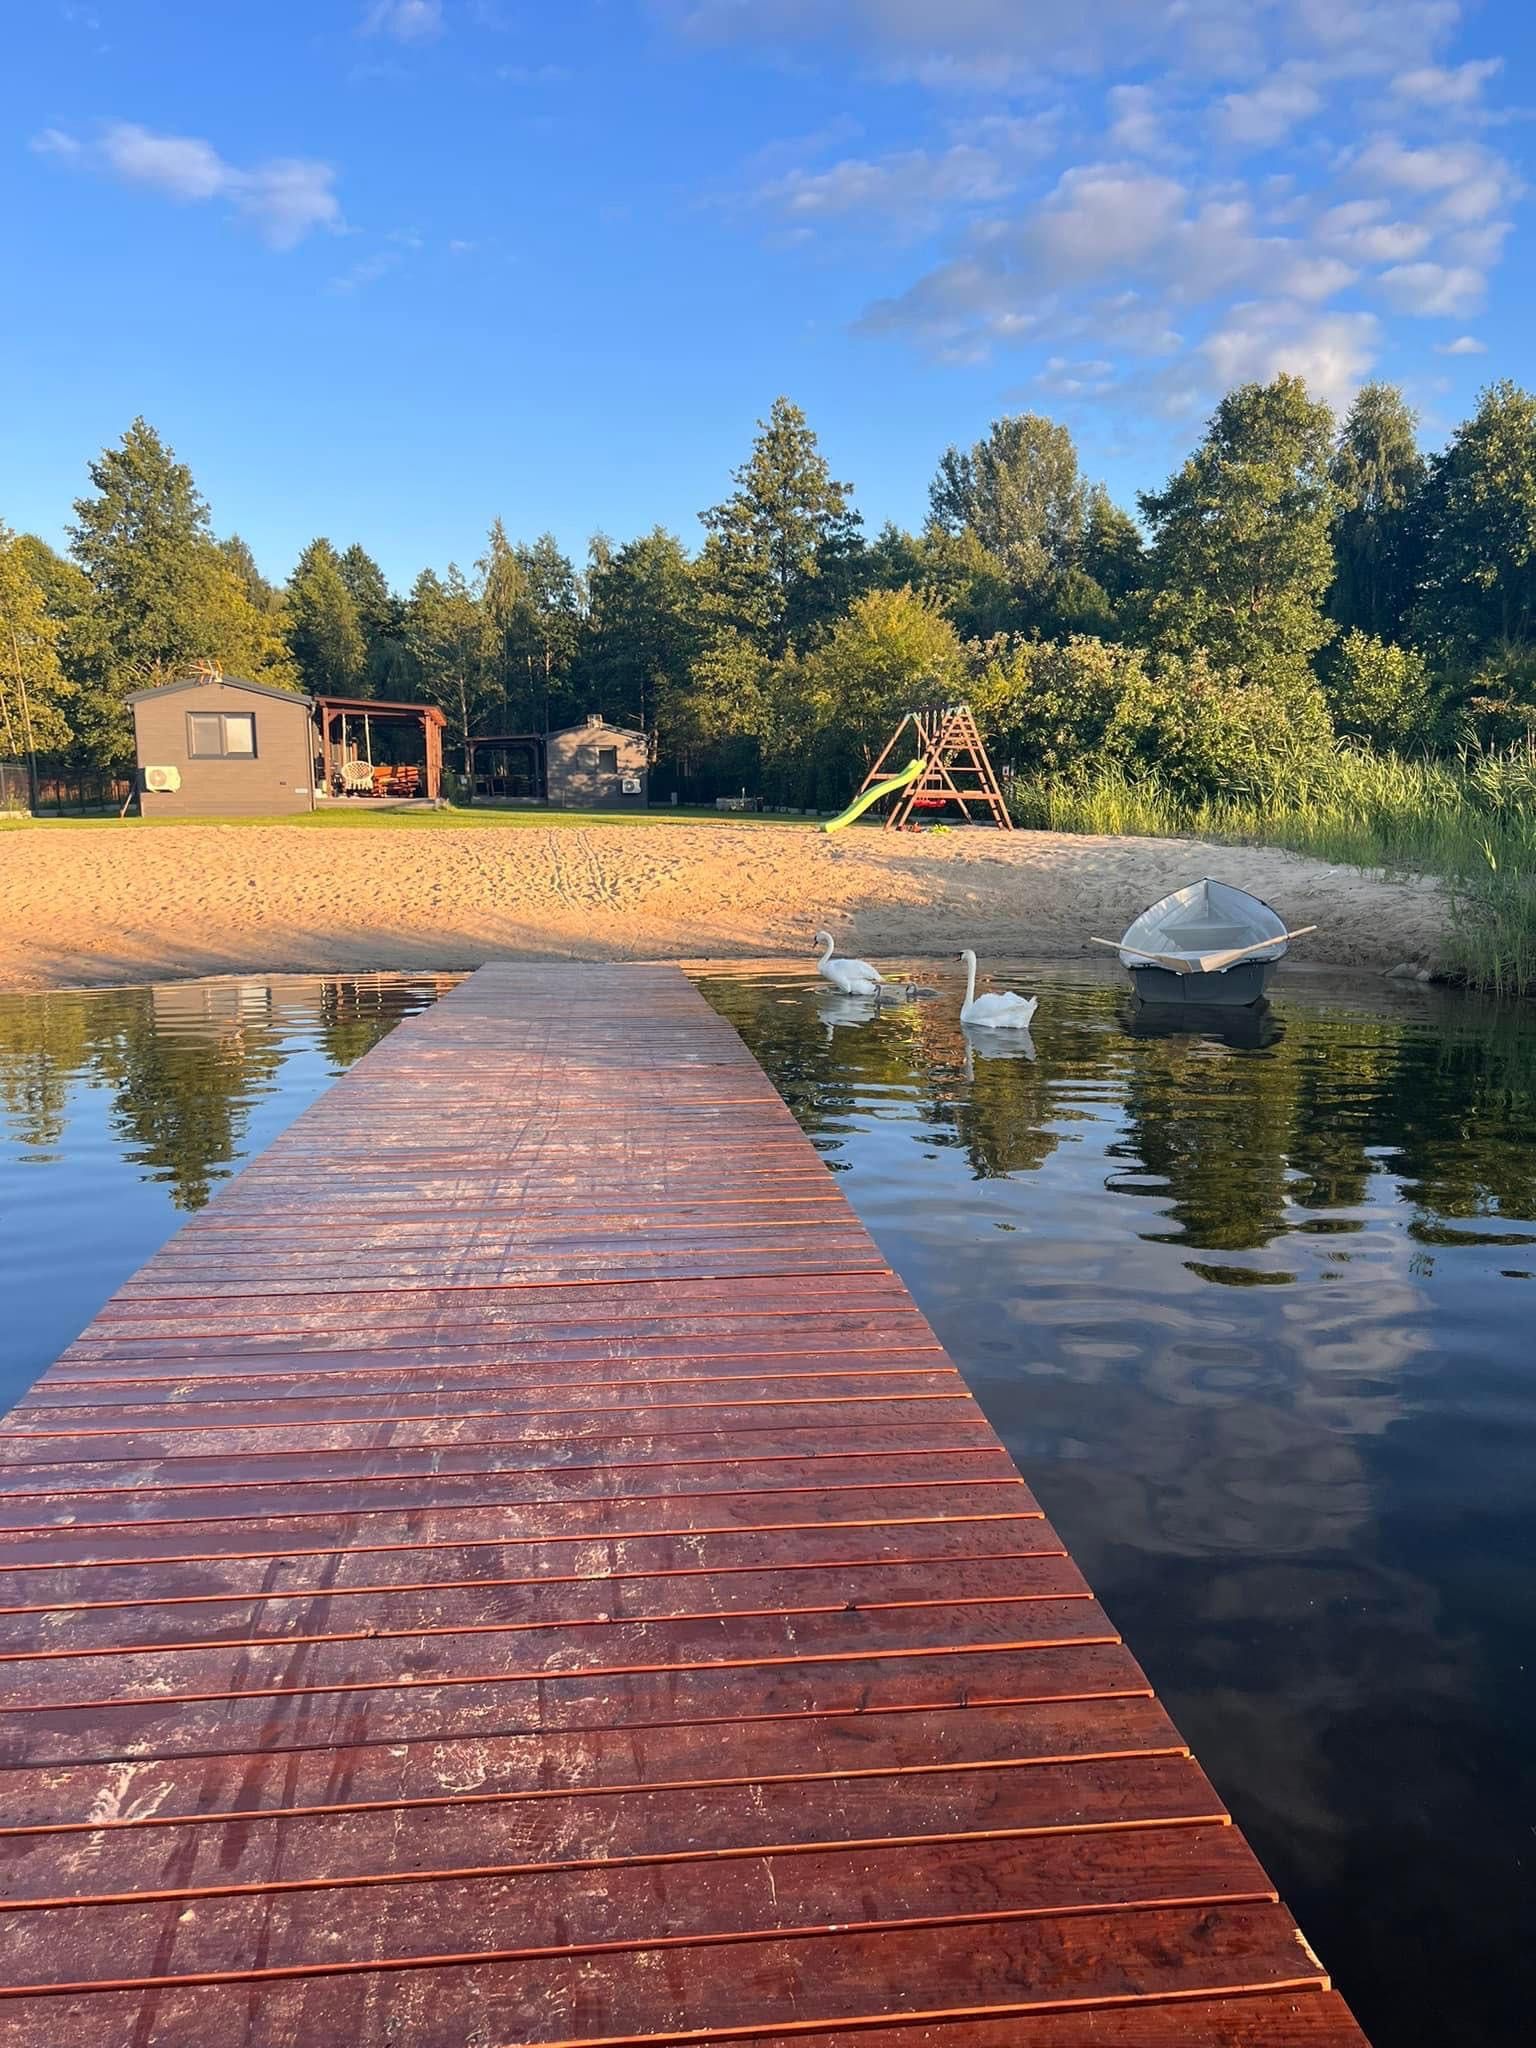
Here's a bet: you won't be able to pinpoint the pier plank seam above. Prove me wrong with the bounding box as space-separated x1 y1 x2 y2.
0 963 1370 2046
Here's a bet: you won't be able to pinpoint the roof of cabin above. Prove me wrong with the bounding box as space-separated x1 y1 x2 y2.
126 676 314 708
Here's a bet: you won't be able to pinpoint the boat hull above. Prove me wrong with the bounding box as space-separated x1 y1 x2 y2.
1129 960 1276 1008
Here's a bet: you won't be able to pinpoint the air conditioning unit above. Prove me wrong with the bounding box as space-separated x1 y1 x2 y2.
142 765 182 792
621 776 641 794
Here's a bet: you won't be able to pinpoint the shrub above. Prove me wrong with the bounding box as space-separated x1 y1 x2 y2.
1325 631 1433 748
1111 652 1336 805
969 635 1145 775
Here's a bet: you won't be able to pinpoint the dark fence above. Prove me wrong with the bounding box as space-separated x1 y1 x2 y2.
0 759 136 815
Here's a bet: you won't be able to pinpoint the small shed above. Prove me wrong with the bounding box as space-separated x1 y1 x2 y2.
130 677 316 817
545 716 648 809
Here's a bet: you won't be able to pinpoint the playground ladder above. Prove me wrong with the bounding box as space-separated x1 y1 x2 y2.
857 705 1014 831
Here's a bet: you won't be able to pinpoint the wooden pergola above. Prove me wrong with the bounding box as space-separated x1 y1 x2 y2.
314 697 445 800
464 733 546 802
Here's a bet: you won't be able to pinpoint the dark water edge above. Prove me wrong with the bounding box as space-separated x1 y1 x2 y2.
0 962 1531 2043
696 963 1535 2048
0 974 451 1404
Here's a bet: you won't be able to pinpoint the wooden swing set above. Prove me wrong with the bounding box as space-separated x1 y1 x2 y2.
855 704 1013 830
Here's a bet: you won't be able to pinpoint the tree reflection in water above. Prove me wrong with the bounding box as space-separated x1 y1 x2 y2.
0 975 451 1210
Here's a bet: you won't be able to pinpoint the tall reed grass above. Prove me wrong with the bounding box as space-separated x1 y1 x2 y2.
1010 746 1536 997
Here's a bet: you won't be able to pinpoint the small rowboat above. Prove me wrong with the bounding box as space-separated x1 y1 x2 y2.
1092 879 1315 1008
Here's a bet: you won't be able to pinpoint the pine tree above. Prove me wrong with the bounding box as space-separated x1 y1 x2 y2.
404 566 491 771
1081 488 1145 603
220 535 284 618
582 528 700 737
698 398 863 658
338 544 409 696
68 419 295 762
513 534 584 732
286 540 366 697
477 520 536 727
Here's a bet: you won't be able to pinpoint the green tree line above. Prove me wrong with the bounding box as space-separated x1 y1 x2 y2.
5 379 1536 803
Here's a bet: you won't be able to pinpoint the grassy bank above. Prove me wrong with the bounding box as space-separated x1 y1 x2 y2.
0 802 818 832
1012 750 1536 997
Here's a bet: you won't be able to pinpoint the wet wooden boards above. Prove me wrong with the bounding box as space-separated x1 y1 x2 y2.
0 963 1370 2045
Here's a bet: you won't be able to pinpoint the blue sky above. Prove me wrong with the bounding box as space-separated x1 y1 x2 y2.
8 0 1533 587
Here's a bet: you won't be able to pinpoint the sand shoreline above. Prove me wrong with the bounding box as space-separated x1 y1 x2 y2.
0 820 1447 994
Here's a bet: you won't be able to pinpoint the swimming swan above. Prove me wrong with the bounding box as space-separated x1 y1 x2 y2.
958 949 1038 1028
814 930 887 998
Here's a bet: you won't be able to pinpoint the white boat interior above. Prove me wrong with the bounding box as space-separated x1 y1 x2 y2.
1119 878 1289 974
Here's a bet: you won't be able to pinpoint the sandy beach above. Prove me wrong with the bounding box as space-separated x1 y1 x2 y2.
0 819 1446 992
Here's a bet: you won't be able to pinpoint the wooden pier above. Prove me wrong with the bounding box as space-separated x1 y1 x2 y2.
0 964 1369 2044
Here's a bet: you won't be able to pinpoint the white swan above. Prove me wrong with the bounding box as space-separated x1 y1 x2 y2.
959 949 1038 1029
814 930 885 998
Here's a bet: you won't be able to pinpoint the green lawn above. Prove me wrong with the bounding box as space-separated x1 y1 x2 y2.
1 803 824 831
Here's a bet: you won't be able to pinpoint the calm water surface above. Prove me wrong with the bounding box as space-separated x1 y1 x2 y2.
0 964 1531 2044
0 974 449 1400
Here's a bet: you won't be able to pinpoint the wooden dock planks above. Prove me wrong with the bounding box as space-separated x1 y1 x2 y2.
0 963 1370 2045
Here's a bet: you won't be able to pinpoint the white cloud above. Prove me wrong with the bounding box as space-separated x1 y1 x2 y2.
231 160 342 248
665 0 1463 82
1353 135 1508 208
1216 68 1324 146
852 165 1337 363
331 250 403 293
1435 333 1486 353
1198 301 1379 407
762 144 1015 222
1377 259 1485 314
1350 132 1517 306
1282 0 1461 77
498 63 572 84
1442 220 1512 268
29 128 82 161
99 125 229 199
1316 198 1431 265
363 0 444 40
855 257 1031 354
1013 165 1192 283
32 122 341 249
331 228 425 293
671 0 1516 420
1038 354 1117 395
1274 252 1357 299
1390 57 1501 106
755 116 1053 231
1106 85 1168 157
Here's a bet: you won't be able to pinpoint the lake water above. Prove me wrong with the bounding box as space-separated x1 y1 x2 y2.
1 965 1531 2044
0 975 450 1404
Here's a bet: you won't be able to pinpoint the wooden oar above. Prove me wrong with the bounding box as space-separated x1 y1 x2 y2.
1088 937 1194 971
1089 926 1317 975
1193 926 1316 972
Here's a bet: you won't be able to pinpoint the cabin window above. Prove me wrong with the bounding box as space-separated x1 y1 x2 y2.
596 746 618 774
188 712 258 759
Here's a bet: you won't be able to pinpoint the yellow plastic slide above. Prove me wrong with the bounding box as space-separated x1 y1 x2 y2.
820 757 926 833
